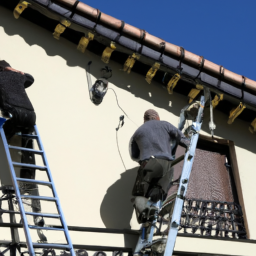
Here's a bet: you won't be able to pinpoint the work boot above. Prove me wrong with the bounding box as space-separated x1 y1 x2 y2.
42 249 56 256
158 193 176 217
77 250 88 256
142 238 167 254
34 216 45 227
151 238 167 254
133 196 158 224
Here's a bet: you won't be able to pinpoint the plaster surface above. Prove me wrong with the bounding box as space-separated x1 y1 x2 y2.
0 6 255 256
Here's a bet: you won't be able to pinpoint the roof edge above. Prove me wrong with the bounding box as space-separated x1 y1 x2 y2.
52 0 256 96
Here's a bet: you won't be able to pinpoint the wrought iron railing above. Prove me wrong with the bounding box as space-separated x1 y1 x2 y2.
179 198 247 239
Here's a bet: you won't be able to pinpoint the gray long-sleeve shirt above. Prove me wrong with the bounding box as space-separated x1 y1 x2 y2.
129 120 188 162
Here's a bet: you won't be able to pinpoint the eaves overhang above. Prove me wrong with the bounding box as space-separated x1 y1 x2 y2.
1 0 256 132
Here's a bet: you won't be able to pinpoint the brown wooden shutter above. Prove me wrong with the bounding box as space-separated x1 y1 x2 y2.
168 146 234 202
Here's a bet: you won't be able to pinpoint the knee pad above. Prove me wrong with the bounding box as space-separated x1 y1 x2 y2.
147 187 164 203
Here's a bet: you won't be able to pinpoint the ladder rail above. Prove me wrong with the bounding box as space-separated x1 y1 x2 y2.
163 94 205 256
34 125 76 256
0 128 34 256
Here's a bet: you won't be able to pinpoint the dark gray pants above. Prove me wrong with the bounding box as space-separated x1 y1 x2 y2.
132 158 173 203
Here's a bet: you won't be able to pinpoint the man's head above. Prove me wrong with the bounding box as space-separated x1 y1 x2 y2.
144 109 160 123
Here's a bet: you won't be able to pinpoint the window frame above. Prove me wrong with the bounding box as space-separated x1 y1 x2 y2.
198 134 250 239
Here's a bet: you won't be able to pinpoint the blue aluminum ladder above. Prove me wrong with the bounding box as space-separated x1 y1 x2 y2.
163 93 206 256
0 117 75 256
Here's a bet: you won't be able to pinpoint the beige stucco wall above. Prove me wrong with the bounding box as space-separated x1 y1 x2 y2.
0 5 256 256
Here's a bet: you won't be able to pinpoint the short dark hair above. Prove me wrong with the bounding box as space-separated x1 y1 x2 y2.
144 109 160 121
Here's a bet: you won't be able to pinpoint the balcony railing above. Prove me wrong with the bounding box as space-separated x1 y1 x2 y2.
179 198 247 239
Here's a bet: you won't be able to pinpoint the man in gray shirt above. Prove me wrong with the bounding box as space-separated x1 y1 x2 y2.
129 109 189 223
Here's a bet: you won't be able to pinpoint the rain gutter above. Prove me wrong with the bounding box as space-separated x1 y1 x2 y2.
2 0 256 123
53 0 256 96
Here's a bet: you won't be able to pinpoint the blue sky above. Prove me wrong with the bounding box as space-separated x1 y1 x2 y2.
80 1 256 81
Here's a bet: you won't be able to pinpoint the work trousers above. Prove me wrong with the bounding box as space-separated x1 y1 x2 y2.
3 107 36 140
132 158 173 203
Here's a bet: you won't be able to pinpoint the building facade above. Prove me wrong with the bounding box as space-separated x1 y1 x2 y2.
0 1 256 256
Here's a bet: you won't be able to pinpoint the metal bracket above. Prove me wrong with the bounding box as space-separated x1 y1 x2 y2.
188 84 204 103
77 32 94 53
182 179 188 184
13 1 30 19
53 20 71 40
209 93 216 136
184 124 197 138
227 102 246 124
123 53 140 74
167 73 180 94
212 94 223 108
101 41 116 64
171 221 179 228
145 62 160 84
177 185 186 200
249 118 256 134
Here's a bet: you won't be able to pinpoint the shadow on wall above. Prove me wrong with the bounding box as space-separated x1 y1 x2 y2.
100 167 138 229
100 167 139 248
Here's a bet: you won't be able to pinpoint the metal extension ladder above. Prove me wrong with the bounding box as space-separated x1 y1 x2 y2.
163 93 206 256
0 117 75 256
134 91 208 256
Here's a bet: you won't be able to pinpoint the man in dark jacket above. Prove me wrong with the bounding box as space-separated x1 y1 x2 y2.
0 60 24 74
0 60 36 138
129 109 189 223
0 60 46 240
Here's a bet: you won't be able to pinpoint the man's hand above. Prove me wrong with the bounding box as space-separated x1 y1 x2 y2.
180 136 191 148
4 66 24 75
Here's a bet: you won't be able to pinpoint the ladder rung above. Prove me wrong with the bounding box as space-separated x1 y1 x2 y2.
0 209 20 214
12 162 47 170
16 178 52 187
9 145 43 154
33 243 70 249
25 212 60 218
29 225 64 231
21 195 56 201
17 134 38 139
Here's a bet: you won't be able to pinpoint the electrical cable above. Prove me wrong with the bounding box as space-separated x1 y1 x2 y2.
108 88 127 115
85 63 137 171
109 87 138 171
115 116 127 171
108 88 138 127
116 129 126 171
